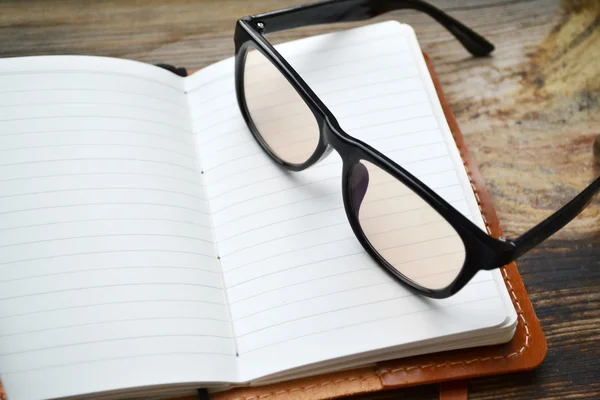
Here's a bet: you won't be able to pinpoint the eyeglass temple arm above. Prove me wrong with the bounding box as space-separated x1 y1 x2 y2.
506 176 600 261
251 0 494 56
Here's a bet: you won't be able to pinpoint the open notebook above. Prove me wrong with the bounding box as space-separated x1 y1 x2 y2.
0 21 517 400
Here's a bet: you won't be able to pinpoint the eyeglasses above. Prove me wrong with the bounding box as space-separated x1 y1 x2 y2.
233 0 600 299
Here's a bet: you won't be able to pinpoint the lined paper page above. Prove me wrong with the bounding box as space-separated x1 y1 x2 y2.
186 22 515 381
0 57 236 400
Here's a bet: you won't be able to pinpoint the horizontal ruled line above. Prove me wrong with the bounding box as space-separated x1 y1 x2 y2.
0 143 196 160
0 202 208 218
0 282 223 302
0 101 187 118
226 246 363 288
237 290 416 338
0 172 203 188
0 265 220 284
0 299 227 321
0 233 213 250
0 333 233 357
0 128 192 144
0 351 236 376
0 88 183 106
0 316 231 338
0 187 204 201
187 31 406 94
0 217 212 233
218 205 341 242
0 249 216 267
234 280 391 321
213 176 340 214
214 190 340 230
0 69 183 92
239 292 497 354
0 115 190 133
0 157 197 173
229 262 372 304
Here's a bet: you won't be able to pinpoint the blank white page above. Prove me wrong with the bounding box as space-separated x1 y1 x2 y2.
0 56 236 400
185 22 515 382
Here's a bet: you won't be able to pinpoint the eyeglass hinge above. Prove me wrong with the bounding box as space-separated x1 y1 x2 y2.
255 21 265 32
492 236 517 268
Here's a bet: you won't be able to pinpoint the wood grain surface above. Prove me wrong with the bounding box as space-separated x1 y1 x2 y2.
0 0 598 399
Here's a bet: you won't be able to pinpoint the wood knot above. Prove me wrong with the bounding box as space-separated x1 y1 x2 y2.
594 135 600 163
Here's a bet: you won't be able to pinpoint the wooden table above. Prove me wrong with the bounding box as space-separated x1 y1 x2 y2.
0 0 598 399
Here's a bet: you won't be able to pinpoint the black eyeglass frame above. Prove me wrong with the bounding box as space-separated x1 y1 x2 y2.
233 0 600 299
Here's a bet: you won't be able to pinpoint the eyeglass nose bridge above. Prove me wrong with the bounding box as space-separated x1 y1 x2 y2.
320 116 362 162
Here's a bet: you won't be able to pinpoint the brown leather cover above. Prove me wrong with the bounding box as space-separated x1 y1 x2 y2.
0 54 546 400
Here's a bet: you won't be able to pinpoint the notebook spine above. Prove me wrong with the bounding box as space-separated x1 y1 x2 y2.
155 63 188 77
